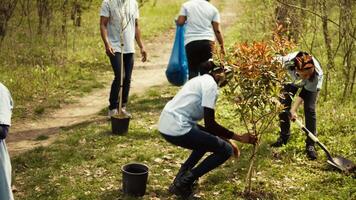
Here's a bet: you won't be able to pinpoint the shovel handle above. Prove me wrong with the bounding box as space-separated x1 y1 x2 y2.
294 119 334 161
294 119 319 143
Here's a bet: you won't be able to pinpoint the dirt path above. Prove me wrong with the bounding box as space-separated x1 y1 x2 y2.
7 0 240 156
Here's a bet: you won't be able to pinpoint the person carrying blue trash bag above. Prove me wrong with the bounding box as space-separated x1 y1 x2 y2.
0 82 14 200
166 24 189 86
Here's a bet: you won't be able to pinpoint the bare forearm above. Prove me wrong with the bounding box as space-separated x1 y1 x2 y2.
215 30 224 49
291 96 303 112
212 22 225 53
135 29 144 49
100 25 110 47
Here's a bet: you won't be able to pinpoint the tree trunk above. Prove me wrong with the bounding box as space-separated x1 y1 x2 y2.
320 0 335 101
0 0 18 42
340 0 355 100
275 0 300 42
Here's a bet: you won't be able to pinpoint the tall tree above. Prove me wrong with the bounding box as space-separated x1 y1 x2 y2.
0 0 18 42
340 0 356 100
320 0 336 100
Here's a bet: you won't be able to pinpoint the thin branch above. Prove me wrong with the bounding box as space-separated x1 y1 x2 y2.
276 0 338 26
276 0 356 41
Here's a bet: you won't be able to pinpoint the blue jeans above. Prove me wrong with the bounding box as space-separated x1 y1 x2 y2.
108 53 134 110
161 125 233 179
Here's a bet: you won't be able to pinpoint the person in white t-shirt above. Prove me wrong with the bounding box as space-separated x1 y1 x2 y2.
0 82 14 200
176 0 225 79
158 61 257 198
100 0 147 117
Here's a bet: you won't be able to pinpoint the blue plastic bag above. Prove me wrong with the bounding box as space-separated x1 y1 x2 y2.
166 25 188 86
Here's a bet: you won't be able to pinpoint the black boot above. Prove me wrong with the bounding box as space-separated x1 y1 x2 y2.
306 145 317 160
271 136 288 147
168 170 195 199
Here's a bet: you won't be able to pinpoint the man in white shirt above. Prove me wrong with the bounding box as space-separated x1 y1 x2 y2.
158 61 257 198
176 0 225 79
100 0 147 117
0 82 14 200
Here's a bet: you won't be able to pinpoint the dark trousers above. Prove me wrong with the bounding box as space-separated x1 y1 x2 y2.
279 84 319 146
185 40 214 79
108 53 134 110
161 125 233 179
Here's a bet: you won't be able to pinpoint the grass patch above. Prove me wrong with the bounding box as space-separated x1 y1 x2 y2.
12 85 355 200
35 135 50 141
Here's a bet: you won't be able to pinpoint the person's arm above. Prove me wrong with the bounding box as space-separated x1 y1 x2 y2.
290 96 303 120
176 15 187 26
212 21 225 56
204 107 233 138
100 16 115 56
135 19 147 62
203 107 257 144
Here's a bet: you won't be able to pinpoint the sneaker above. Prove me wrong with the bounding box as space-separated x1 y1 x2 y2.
173 167 199 189
108 109 118 117
121 107 132 118
271 137 288 147
168 171 195 199
306 146 317 160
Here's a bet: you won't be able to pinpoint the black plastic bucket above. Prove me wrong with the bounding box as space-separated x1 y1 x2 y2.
122 163 149 196
111 117 130 134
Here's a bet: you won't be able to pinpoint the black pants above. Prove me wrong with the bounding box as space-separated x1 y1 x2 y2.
108 53 134 110
161 125 233 179
279 84 319 146
185 40 214 79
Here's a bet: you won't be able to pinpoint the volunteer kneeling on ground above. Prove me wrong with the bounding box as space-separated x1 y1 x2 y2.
158 61 257 198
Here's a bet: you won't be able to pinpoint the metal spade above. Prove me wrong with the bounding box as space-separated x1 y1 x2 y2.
295 119 355 173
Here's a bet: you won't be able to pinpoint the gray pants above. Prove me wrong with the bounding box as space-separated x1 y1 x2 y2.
0 139 14 200
279 84 319 146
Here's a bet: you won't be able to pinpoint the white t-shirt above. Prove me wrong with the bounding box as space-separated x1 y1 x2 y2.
0 83 13 126
179 0 220 46
100 0 139 53
158 74 218 136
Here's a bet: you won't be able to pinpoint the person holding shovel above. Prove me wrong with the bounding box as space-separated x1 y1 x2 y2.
271 51 323 160
100 0 147 118
0 82 14 200
158 61 257 198
176 0 225 79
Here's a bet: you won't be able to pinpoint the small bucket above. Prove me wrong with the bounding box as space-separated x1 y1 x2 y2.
121 163 149 197
111 116 130 134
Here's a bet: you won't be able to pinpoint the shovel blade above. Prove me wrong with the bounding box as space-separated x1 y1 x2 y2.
327 156 355 172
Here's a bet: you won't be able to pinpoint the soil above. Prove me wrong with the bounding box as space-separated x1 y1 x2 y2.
7 0 240 156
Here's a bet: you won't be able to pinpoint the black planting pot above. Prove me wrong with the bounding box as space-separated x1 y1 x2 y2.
121 163 149 197
111 116 130 135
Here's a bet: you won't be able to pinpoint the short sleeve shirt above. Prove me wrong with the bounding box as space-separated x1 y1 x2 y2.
158 74 218 136
0 83 13 126
179 0 220 45
100 0 139 53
